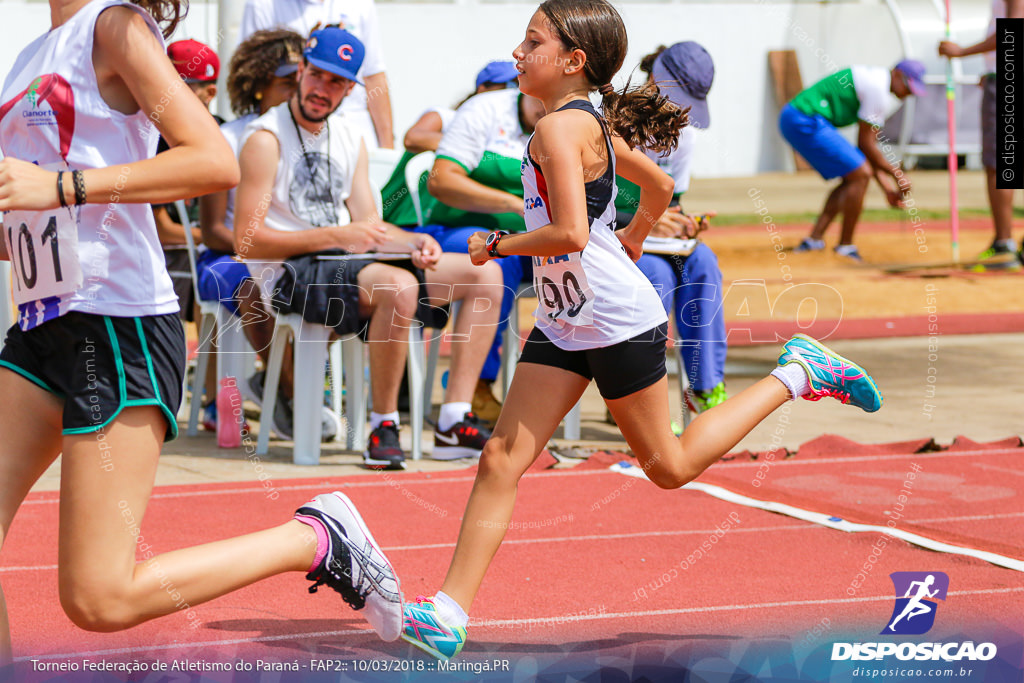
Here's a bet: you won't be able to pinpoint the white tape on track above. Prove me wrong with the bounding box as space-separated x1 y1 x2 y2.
610 462 1024 573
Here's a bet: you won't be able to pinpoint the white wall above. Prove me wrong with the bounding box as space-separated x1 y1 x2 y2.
0 0 992 176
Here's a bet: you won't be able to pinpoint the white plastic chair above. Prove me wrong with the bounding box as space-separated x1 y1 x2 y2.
254 313 427 465
422 301 459 413
367 148 404 219
367 148 404 189
175 200 251 438
404 151 436 225
502 282 582 439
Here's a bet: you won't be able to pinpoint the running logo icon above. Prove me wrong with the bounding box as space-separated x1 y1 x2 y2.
882 572 949 635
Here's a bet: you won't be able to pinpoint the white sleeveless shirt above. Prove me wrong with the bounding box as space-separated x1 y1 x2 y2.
522 100 666 351
0 0 178 330
242 102 361 287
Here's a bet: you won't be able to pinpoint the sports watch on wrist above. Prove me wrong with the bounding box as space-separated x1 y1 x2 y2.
485 230 509 259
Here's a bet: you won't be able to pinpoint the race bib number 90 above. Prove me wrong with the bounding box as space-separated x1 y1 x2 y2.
4 208 83 306
534 253 594 327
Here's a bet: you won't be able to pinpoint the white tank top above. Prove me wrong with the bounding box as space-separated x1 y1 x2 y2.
0 0 178 330
522 100 666 351
219 113 258 236
243 102 360 287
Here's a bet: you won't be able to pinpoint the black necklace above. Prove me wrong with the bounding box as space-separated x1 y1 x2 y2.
288 102 335 225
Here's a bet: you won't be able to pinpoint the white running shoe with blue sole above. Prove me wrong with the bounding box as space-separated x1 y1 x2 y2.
294 492 404 641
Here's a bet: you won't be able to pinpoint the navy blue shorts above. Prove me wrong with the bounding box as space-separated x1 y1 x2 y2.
196 249 251 317
0 312 186 441
518 323 668 400
779 104 866 180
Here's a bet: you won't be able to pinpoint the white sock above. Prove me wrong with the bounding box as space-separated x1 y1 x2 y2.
438 402 471 432
771 363 811 400
370 411 399 430
433 590 469 628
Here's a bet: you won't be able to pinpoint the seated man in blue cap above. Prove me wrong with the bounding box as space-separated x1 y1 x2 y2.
614 41 728 414
235 26 504 468
781 60 926 261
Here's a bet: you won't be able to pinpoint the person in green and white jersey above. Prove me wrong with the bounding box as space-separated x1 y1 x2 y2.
780 61 925 262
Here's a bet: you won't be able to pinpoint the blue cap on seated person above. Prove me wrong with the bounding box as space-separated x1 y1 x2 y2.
475 61 520 89
652 41 714 129
304 27 365 85
894 59 927 96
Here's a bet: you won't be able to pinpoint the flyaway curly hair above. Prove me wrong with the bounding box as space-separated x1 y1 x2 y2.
227 29 305 116
131 0 187 37
538 0 688 153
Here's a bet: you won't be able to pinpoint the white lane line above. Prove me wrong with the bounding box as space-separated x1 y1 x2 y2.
19 587 1024 662
613 464 1024 573
9 505 1024 575
17 628 371 662
20 469 613 505
915 511 1024 523
1 525 818 573
474 587 1024 628
19 445 1022 506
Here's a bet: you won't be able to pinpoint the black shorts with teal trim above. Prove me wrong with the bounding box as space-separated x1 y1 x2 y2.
0 312 186 441
519 322 668 400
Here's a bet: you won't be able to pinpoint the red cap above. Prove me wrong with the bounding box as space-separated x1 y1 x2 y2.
167 39 220 83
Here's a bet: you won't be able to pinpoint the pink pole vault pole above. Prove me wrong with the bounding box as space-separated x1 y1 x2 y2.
945 0 961 264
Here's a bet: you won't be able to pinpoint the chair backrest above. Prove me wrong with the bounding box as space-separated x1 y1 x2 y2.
367 147 404 188
174 199 204 304
404 151 436 226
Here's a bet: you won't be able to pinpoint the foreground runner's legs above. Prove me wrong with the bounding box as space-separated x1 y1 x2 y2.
0 371 65 667
402 335 882 659
56 406 402 639
404 362 589 659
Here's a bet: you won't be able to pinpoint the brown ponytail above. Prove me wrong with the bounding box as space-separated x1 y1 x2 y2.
602 80 689 154
538 0 687 153
131 0 188 38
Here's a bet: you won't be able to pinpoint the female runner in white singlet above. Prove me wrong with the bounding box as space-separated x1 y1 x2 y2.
400 0 884 661
0 0 402 664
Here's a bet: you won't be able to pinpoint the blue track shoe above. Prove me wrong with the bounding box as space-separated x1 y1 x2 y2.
402 596 467 660
778 334 883 412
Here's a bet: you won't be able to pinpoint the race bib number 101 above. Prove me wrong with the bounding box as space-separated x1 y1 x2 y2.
4 208 83 306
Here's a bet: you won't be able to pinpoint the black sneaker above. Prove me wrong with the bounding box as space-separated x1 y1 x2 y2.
432 411 490 460
294 491 403 641
243 370 266 407
268 386 340 443
363 421 406 470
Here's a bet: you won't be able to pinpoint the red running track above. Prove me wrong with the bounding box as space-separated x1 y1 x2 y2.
3 455 1023 670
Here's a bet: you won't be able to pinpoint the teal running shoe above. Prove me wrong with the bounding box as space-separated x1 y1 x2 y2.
778 334 883 413
402 596 467 660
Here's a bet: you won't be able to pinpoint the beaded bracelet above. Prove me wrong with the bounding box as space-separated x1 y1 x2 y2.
72 170 87 206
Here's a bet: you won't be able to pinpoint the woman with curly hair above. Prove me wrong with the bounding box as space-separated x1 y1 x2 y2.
0 1 400 665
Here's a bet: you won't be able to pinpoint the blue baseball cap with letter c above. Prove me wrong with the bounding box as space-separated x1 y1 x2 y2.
304 27 365 85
